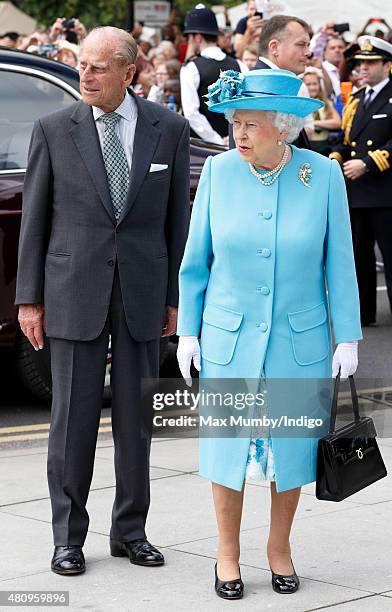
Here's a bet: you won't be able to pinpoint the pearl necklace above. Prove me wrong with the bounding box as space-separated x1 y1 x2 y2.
249 144 290 186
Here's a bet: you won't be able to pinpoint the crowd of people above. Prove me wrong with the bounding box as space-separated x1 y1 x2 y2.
1 4 391 149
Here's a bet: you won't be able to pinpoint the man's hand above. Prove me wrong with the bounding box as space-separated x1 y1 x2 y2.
71 18 87 42
161 306 178 337
322 22 336 36
343 160 367 180
246 15 263 36
49 18 65 42
18 304 45 350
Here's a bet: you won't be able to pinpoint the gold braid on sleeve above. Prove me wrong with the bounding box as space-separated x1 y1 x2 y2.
342 95 360 145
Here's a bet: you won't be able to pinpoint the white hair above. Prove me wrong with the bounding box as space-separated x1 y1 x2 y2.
224 108 305 143
84 26 138 65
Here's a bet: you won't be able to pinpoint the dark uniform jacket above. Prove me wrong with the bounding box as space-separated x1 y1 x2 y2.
330 79 392 208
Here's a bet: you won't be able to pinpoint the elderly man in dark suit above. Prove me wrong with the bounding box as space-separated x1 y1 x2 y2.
16 26 189 574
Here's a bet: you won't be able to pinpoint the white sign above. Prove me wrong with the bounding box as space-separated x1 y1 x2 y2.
134 1 170 27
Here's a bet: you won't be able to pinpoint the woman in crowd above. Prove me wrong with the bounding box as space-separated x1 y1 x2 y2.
132 55 156 98
177 69 361 599
148 59 181 104
302 67 341 155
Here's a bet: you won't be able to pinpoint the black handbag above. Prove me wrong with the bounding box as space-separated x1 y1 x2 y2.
316 373 387 501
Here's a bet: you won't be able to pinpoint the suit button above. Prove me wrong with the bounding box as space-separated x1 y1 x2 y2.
259 322 268 332
263 211 272 220
261 248 271 258
261 286 270 295
107 259 114 267
367 140 373 146
351 141 357 147
351 151 356 157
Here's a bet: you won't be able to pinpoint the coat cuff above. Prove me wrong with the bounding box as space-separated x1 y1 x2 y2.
364 150 391 173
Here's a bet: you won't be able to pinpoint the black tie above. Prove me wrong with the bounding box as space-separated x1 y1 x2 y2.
363 88 374 110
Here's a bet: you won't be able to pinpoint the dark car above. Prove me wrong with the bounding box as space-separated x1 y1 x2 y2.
0 47 224 401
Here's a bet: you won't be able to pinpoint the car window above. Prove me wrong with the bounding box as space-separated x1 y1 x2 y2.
0 69 77 171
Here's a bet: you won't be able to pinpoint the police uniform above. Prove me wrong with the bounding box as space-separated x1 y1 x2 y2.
330 36 392 324
180 7 241 145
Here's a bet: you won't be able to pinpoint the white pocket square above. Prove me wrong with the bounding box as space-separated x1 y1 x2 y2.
372 114 387 119
149 163 168 172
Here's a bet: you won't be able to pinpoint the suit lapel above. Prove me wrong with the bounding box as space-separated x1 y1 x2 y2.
350 82 392 140
69 102 115 223
118 93 161 225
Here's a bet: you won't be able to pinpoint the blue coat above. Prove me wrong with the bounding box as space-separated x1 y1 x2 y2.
177 146 362 492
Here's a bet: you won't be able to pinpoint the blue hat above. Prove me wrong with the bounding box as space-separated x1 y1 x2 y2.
206 69 324 117
183 8 220 37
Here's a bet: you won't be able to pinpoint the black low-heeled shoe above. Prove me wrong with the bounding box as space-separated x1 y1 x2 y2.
270 558 300 594
51 546 85 575
214 562 244 600
110 539 164 566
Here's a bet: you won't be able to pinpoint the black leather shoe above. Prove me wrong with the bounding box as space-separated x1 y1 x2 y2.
110 539 164 566
51 546 85 575
214 562 244 600
270 559 299 594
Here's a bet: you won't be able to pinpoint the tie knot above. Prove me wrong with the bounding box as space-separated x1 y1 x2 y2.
100 112 121 128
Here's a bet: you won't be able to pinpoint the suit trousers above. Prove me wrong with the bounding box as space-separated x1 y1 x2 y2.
47 265 160 545
349 207 392 323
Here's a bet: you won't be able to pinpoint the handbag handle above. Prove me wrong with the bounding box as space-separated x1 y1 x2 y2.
329 370 360 434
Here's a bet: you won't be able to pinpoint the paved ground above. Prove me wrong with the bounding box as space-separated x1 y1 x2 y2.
0 433 392 611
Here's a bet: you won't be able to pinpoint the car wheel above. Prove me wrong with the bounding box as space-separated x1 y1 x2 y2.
16 332 170 405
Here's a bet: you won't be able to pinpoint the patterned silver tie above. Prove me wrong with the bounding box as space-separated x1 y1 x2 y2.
100 112 129 221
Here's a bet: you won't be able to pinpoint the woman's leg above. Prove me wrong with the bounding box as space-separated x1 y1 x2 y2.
212 482 244 580
267 482 301 575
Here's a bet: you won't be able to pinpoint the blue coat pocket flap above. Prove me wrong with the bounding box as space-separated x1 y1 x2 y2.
288 302 327 332
202 304 243 331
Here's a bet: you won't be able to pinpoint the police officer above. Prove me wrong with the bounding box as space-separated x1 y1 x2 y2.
330 36 392 325
180 7 242 145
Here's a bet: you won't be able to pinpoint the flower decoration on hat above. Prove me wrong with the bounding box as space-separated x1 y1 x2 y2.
205 70 245 107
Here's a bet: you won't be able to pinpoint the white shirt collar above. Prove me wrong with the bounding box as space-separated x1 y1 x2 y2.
92 91 137 123
366 78 390 97
258 56 278 69
323 60 340 73
200 46 226 61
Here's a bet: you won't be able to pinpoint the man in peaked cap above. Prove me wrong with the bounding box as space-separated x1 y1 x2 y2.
330 36 392 326
180 6 243 145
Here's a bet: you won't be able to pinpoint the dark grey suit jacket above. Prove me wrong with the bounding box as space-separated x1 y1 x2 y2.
15 92 190 342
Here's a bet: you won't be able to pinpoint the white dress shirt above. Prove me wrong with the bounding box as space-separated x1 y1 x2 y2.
180 46 246 145
258 57 314 129
93 92 138 170
364 77 390 105
322 60 341 99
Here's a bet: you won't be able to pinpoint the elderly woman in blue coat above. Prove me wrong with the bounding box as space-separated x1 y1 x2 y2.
176 69 362 599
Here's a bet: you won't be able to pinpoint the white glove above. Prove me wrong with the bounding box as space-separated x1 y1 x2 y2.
177 336 201 386
332 342 358 379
